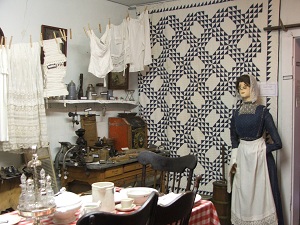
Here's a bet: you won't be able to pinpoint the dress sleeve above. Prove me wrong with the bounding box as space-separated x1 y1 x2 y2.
264 109 282 153
230 110 239 149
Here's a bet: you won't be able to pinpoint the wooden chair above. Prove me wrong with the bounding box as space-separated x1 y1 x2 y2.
192 174 202 194
152 190 196 225
76 191 159 225
137 151 198 194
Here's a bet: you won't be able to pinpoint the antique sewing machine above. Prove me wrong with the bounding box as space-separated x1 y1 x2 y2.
54 127 88 179
54 128 117 180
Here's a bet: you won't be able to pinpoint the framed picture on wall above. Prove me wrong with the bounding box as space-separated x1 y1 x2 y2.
107 65 130 90
41 25 68 64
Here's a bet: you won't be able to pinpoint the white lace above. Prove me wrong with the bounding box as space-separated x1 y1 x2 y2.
42 38 68 98
0 47 9 142
110 20 131 72
232 211 278 225
239 102 259 115
0 42 48 152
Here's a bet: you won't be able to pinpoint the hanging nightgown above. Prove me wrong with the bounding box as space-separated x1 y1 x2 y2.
127 9 152 72
0 42 48 152
0 47 9 141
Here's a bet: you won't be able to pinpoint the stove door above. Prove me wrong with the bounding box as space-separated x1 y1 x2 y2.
132 127 147 149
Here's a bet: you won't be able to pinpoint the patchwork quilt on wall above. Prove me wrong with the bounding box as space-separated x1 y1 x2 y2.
137 0 279 195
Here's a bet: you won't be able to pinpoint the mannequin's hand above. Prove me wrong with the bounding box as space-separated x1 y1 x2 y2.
230 163 237 174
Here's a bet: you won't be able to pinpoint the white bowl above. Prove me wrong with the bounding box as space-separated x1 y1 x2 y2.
52 189 82 224
124 187 158 205
53 201 81 224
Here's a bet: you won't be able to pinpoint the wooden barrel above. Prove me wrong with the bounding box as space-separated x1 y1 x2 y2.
212 181 231 225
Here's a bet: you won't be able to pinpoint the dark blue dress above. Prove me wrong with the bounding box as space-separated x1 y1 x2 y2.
230 103 284 225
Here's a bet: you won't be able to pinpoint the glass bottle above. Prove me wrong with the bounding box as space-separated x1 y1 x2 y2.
18 173 27 210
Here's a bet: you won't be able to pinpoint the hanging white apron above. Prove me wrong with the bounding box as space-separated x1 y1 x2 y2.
231 137 277 225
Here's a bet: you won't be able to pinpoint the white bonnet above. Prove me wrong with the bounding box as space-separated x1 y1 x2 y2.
236 74 259 103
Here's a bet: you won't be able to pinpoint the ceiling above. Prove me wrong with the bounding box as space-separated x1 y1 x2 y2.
107 0 169 7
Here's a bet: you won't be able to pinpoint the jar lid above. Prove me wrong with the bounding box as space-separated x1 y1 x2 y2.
55 189 81 208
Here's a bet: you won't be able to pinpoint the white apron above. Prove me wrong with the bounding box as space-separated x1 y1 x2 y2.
231 137 277 225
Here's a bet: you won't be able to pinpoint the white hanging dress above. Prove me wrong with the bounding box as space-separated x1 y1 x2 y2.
0 47 9 141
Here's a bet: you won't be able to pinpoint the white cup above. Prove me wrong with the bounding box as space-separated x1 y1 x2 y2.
121 198 134 208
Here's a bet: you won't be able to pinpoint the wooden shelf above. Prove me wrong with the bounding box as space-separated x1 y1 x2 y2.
47 99 138 105
45 99 138 111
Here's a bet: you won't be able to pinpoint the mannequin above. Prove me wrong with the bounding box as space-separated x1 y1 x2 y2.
228 74 284 225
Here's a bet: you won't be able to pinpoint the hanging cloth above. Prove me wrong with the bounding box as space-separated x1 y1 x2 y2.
0 47 9 141
42 38 68 98
128 10 152 72
110 19 131 72
0 42 48 152
88 27 113 87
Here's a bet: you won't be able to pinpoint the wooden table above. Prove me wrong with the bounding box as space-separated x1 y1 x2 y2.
4 200 220 225
61 159 146 193
61 153 160 194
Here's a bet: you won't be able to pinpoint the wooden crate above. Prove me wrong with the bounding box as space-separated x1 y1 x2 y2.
108 117 147 151
80 115 98 147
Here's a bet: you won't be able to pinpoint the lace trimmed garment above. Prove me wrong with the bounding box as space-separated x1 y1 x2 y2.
0 47 9 141
42 38 68 98
229 102 283 225
0 42 48 152
110 19 131 72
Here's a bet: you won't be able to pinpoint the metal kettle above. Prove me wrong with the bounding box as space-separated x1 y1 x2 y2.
86 84 96 100
67 80 77 100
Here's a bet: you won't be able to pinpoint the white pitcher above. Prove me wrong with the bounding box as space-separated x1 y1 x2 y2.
92 182 115 212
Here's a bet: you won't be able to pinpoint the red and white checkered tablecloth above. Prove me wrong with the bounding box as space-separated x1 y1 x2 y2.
3 210 80 225
189 200 220 225
5 199 220 225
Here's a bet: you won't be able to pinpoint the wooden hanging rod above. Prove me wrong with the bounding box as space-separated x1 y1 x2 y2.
264 22 300 32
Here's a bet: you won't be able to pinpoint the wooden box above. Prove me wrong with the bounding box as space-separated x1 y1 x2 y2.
108 117 147 151
80 115 98 147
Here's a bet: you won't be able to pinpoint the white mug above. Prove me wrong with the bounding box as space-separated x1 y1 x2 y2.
121 198 134 208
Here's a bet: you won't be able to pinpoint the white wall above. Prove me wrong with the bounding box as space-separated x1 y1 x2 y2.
0 0 139 164
280 0 300 25
277 1 300 224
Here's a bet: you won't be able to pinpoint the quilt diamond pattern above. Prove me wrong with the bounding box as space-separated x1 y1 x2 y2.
137 0 279 195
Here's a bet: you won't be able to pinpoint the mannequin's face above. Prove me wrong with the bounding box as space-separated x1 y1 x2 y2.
238 82 251 102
